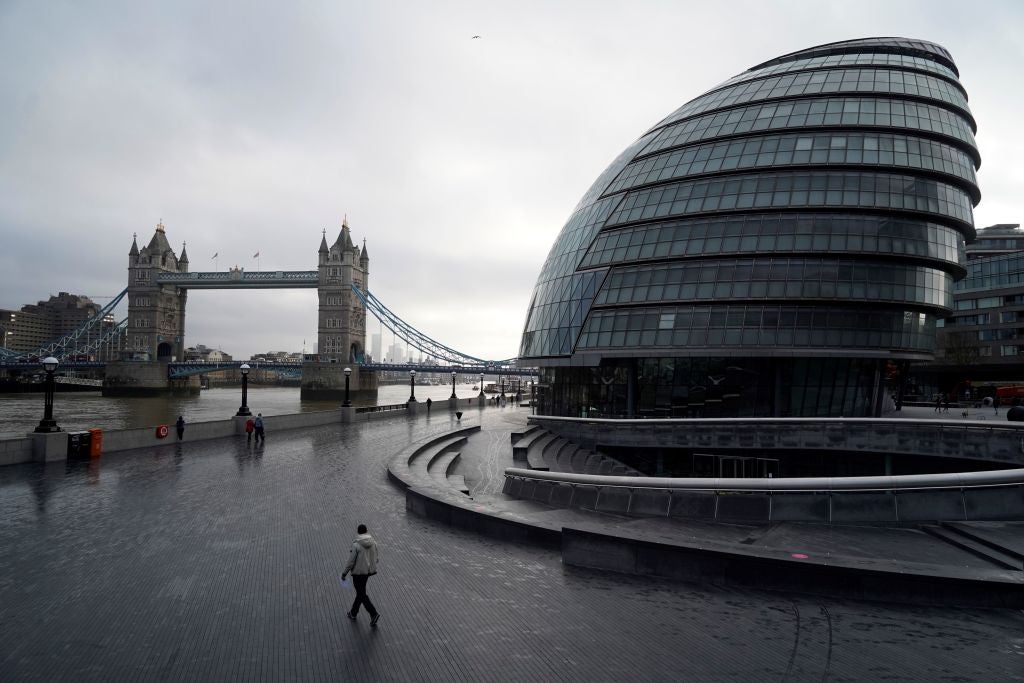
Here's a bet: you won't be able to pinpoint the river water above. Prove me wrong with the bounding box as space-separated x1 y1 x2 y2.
0 383 494 439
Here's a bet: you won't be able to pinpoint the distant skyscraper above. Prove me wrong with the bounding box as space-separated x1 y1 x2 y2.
371 332 382 363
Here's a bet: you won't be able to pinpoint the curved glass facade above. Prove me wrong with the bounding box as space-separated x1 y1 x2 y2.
520 38 980 418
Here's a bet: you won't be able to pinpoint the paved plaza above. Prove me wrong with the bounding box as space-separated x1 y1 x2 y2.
1 407 1022 681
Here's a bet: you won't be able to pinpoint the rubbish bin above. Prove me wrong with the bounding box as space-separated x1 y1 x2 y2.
88 428 103 458
67 431 91 460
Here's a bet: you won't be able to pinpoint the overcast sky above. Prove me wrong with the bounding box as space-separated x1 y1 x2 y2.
2 0 1021 361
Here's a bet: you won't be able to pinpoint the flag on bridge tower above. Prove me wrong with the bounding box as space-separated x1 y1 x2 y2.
253 251 260 272
253 252 260 258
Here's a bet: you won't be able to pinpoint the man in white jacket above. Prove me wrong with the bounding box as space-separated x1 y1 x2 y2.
342 524 381 627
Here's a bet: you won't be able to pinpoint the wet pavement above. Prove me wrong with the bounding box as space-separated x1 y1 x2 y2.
1 406 1022 681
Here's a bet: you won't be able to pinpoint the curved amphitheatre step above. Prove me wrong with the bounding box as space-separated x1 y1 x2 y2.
525 433 557 470
510 424 541 445
549 439 577 472
512 427 549 463
429 451 461 486
387 425 481 496
390 424 1024 607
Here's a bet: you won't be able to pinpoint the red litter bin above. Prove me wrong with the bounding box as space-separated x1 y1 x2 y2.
88 428 103 458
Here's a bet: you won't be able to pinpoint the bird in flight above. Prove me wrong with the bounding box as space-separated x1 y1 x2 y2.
471 35 481 39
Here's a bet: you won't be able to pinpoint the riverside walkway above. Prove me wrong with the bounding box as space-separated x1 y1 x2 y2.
1 406 1022 681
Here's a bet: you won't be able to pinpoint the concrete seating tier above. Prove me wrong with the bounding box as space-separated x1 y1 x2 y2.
393 417 1024 607
514 428 642 477
510 424 540 444
387 425 481 498
511 427 549 463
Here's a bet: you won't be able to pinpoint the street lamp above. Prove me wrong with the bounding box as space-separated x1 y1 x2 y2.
34 356 60 433
343 367 352 407
450 370 457 400
236 363 251 416
500 378 505 398
409 369 416 402
479 373 485 398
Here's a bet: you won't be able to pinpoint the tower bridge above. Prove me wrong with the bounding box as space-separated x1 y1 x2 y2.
0 219 531 398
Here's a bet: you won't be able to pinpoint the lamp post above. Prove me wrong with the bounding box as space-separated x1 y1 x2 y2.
500 378 505 398
236 363 251 416
409 369 416 402
34 356 60 433
343 367 352 407
450 371 457 400
479 373 485 397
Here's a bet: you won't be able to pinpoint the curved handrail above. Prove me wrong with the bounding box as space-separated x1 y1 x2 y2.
528 414 1024 431
503 466 1024 492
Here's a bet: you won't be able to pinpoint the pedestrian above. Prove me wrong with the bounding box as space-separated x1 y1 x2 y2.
942 395 949 413
994 398 999 415
342 523 380 627
934 395 941 413
254 413 265 443
175 415 185 440
426 397 432 413
245 417 255 443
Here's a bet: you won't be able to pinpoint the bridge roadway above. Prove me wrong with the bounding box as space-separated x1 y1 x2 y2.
1 408 1021 680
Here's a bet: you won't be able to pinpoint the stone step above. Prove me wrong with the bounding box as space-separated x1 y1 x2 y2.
512 427 549 461
429 450 460 485
527 433 556 471
448 474 470 494
922 525 1022 571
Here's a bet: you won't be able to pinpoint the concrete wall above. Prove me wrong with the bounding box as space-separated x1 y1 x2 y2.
0 405 404 467
530 416 1024 466
0 437 32 466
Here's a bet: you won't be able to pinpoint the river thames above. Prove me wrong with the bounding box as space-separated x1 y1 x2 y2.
0 382 496 438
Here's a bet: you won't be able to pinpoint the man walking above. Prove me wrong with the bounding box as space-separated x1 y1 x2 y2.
342 524 380 627
175 415 186 440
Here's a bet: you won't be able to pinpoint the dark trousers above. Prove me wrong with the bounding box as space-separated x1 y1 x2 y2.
255 427 264 442
350 574 377 616
176 427 184 440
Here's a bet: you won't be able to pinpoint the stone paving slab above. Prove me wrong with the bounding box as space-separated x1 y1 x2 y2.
1 405 1022 680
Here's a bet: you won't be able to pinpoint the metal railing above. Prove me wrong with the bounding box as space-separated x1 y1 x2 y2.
502 466 1024 523
355 403 409 414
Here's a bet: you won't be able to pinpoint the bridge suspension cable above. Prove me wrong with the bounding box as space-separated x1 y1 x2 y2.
351 285 517 367
4 288 129 362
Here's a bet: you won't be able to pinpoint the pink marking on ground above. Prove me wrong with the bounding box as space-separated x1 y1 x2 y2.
791 553 809 559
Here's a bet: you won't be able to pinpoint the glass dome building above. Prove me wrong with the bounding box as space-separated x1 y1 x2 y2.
519 38 980 418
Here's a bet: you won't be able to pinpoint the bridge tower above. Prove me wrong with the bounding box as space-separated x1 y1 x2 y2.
301 218 377 401
124 221 188 361
316 218 368 362
104 222 197 396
